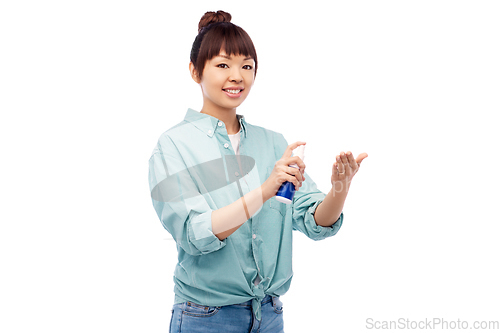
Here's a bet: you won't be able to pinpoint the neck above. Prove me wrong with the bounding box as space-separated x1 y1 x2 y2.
200 105 240 135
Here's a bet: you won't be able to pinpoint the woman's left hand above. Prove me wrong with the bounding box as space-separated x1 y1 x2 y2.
331 151 368 185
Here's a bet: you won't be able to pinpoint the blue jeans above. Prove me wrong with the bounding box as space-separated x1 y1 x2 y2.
169 294 284 333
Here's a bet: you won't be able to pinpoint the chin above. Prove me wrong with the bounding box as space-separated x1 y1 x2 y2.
222 101 245 109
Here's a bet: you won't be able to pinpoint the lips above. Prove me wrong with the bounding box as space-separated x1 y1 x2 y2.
223 89 243 98
222 86 244 93
222 86 244 98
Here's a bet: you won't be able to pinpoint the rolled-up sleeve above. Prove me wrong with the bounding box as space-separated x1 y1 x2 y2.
291 174 344 241
148 135 226 256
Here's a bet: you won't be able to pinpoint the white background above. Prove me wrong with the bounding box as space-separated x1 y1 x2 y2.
1 1 499 332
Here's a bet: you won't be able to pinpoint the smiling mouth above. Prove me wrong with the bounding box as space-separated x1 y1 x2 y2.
223 89 243 94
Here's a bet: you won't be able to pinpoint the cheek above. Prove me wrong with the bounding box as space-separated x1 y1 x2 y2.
245 72 255 84
202 79 222 93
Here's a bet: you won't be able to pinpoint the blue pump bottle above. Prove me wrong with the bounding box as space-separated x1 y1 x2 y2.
275 145 305 204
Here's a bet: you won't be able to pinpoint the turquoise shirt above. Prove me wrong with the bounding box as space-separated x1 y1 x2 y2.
148 108 343 321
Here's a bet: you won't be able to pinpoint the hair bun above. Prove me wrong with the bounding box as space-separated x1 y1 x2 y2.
198 10 231 33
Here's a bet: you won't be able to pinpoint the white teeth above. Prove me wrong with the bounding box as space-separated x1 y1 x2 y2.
225 89 241 94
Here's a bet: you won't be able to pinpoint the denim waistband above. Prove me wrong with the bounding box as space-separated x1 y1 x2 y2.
174 294 275 308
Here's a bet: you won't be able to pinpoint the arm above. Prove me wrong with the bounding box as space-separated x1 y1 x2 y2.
313 182 349 227
212 185 267 240
151 148 266 245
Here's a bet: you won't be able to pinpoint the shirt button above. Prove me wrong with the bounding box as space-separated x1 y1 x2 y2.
207 130 212 135
252 234 256 239
224 143 229 148
218 121 223 127
235 171 239 177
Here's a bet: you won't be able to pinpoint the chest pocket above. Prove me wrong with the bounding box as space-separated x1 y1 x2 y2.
266 166 290 217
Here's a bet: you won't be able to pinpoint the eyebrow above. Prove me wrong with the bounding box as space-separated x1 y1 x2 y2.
217 54 253 61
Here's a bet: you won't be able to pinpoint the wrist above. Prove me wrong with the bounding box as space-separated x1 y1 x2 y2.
331 179 350 194
260 183 273 203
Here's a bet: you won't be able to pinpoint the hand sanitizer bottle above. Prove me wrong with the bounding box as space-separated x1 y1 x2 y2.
275 145 305 204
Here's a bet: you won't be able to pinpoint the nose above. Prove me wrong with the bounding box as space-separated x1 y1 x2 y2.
229 68 243 83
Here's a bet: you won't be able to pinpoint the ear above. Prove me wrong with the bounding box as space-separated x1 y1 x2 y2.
189 62 201 84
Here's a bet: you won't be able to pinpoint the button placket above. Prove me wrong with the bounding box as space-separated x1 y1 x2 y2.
251 230 261 275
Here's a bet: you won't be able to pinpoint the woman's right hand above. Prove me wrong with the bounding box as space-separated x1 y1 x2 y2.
262 141 306 202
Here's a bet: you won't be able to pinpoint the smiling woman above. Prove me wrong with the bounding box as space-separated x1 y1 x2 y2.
148 9 356 333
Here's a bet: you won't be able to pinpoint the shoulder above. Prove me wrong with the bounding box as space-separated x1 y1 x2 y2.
162 119 193 140
245 121 287 146
150 120 192 157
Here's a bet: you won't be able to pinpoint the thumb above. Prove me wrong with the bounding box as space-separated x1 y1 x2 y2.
355 153 368 165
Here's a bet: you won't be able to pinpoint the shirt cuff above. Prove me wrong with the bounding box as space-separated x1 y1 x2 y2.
187 210 226 254
307 199 344 240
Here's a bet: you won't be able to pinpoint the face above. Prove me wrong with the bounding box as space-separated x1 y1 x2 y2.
191 50 255 113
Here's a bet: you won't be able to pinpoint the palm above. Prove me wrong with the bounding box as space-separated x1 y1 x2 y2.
331 152 368 184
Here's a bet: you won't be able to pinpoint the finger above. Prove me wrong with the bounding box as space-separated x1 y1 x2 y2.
281 156 306 181
355 153 369 165
346 151 357 169
336 155 345 174
340 151 349 166
295 156 306 171
332 163 339 180
285 166 304 182
286 174 300 191
282 141 306 159
285 156 306 171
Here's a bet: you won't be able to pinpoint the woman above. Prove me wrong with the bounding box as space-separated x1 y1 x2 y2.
148 10 368 333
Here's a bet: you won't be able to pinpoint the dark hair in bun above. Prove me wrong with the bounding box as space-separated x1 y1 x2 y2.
190 10 258 80
197 10 232 33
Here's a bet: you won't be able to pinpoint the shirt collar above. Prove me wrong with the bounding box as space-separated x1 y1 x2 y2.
184 108 248 138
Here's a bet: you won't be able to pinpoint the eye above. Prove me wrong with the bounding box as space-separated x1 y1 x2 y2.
217 63 229 69
243 65 253 70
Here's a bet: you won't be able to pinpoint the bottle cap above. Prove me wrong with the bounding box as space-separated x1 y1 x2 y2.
293 145 305 161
